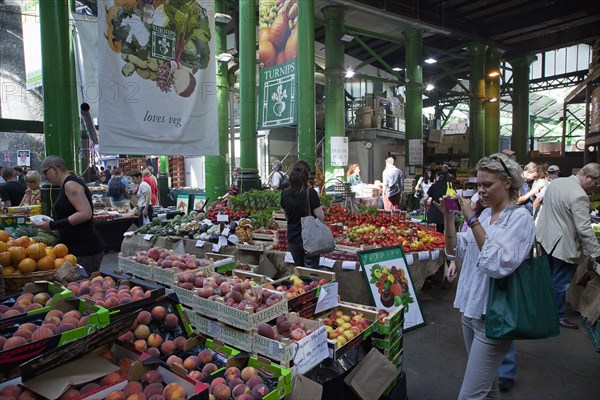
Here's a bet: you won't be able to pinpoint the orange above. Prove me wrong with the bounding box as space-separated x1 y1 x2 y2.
12 236 31 248
18 258 37 273
63 254 77 266
53 244 68 258
26 243 47 260
0 230 9 242
1 266 15 276
0 241 8 253
54 258 66 269
37 256 55 271
29 238 36 244
9 247 27 266
0 251 11 266
45 247 57 259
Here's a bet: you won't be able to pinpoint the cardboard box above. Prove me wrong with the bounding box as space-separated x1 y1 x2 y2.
0 215 27 232
264 267 336 310
0 281 72 327
428 129 442 143
375 306 404 335
189 312 254 352
0 298 110 382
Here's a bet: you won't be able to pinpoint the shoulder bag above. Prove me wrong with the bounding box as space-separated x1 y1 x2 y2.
301 189 335 257
485 248 559 340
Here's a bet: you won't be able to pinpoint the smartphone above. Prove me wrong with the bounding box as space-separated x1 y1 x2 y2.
444 197 461 211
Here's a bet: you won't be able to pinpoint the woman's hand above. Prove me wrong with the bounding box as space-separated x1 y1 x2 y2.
33 220 50 231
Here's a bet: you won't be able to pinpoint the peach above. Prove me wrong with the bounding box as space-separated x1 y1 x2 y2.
57 389 80 400
40 323 57 333
241 366 258 382
57 323 76 334
32 292 50 305
0 335 6 350
99 350 117 364
188 371 205 381
118 297 133 305
147 396 166 400
146 347 161 358
17 293 34 303
228 377 244 391
246 374 264 389
213 383 231 400
45 309 63 320
125 393 145 400
166 355 183 367
224 367 240 382
80 383 101 394
100 372 122 387
163 314 178 330
251 383 270 399
182 355 200 371
44 315 62 326
197 349 213 364
160 340 176 356
237 395 255 400
151 306 167 321
162 382 186 400
1 385 22 399
141 370 163 385
4 336 27 350
143 383 164 398
201 363 218 376
2 309 21 318
210 377 227 391
119 331 134 342
137 310 152 325
105 390 126 400
173 336 187 351
78 315 89 328
17 390 37 400
133 324 150 340
133 339 147 352
119 358 134 374
147 333 163 348
123 382 143 397
61 317 80 326
232 384 251 398
12 330 32 341
63 310 81 320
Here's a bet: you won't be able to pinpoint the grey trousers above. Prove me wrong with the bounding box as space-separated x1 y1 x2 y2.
458 315 512 400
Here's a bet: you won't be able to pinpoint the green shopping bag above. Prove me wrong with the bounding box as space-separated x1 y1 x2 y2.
485 252 560 340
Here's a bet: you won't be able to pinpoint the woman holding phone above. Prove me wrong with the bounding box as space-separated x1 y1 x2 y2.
426 171 450 232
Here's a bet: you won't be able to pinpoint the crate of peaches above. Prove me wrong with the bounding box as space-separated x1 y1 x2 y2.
262 267 335 310
0 281 72 325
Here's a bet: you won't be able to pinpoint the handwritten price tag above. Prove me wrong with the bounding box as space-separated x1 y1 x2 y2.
284 252 295 264
207 320 222 339
143 234 153 241
228 235 239 244
319 258 336 268
212 243 221 253
217 214 229 222
221 227 230 236
195 240 205 247
315 282 338 314
292 325 328 375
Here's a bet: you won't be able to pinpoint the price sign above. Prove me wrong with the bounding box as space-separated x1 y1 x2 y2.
284 252 295 264
418 251 430 261
228 235 239 244
315 282 338 314
431 249 440 260
143 234 153 241
195 240 205 247
341 261 357 270
221 227 230 236
212 243 221 253
207 320 222 339
268 340 285 360
292 325 328 375
319 258 336 268
123 231 134 237
173 241 185 255
218 236 228 248
217 214 229 222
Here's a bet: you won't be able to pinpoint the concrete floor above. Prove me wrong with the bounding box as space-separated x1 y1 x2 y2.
100 252 600 400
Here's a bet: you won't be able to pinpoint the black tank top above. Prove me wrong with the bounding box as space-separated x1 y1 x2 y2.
52 175 104 256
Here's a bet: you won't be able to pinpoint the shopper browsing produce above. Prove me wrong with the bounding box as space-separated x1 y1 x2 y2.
106 168 129 208
280 160 324 268
382 157 403 211
35 155 104 276
143 168 159 206
132 171 153 227
19 170 42 206
346 164 362 186
433 153 535 400
0 167 27 207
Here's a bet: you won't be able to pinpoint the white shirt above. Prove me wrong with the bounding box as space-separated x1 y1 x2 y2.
531 178 550 199
453 205 536 319
137 181 151 208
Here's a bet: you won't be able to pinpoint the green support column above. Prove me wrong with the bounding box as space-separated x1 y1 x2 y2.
403 29 423 175
468 41 487 165
529 115 536 152
205 0 229 201
297 0 316 169
322 5 345 183
68 0 82 174
510 55 536 164
238 0 261 191
484 47 500 155
40 0 76 170
158 155 170 207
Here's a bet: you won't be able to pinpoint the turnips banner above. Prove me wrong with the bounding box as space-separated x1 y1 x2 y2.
98 0 218 156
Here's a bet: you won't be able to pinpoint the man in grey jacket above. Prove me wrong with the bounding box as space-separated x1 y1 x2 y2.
536 163 600 329
382 157 403 211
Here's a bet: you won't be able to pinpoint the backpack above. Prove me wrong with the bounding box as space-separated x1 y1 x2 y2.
107 177 124 198
274 171 289 190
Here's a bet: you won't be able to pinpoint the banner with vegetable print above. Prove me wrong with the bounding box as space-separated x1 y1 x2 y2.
358 245 425 331
257 0 298 129
98 0 218 156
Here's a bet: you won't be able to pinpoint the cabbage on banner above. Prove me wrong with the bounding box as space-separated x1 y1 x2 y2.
99 0 218 156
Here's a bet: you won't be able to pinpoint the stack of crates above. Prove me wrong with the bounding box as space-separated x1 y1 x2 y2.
119 156 146 176
373 306 405 395
169 156 185 188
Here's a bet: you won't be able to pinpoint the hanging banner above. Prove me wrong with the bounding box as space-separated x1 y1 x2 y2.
257 0 298 129
17 150 31 167
330 137 348 167
21 0 42 90
98 0 218 156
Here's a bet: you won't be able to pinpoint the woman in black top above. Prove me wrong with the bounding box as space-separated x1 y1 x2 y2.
426 172 449 233
280 160 325 268
34 156 104 276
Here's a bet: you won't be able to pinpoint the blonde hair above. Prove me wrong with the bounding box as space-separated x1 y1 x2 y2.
476 153 524 202
25 170 41 185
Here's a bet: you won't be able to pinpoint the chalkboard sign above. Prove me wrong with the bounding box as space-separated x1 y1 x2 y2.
358 245 425 331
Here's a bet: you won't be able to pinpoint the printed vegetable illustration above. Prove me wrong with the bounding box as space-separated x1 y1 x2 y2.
370 264 414 310
258 0 297 67
104 0 211 97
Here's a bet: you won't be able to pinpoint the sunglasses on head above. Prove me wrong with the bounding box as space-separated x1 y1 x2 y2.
489 156 510 176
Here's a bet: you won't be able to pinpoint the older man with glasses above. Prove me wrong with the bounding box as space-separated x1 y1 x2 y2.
536 162 600 329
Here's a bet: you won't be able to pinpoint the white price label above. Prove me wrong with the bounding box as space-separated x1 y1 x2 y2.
123 231 134 237
292 325 329 375
268 340 284 359
431 249 440 261
207 320 222 338
218 236 228 248
195 240 205 247
143 234 153 241
228 235 239 244
284 252 295 264
342 261 357 270
217 214 229 222
221 227 230 236
212 243 221 253
319 257 336 268
315 282 339 314
418 251 430 261
405 254 414 266
202 219 213 225
173 241 185 255
158 213 167 221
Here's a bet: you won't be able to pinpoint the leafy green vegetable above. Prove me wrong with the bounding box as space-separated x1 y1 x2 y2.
164 0 211 69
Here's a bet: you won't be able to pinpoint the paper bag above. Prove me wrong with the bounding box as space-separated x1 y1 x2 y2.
54 261 80 284
344 348 397 400
287 375 323 400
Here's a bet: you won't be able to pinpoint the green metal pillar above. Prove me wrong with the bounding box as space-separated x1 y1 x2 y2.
403 28 423 175
484 47 500 156
238 0 261 191
322 5 345 184
205 0 229 201
510 55 536 164
158 155 170 207
529 115 536 152
468 41 487 165
68 0 82 174
297 0 316 169
39 0 76 170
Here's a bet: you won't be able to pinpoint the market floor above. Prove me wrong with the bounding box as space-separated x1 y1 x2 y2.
99 253 600 400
